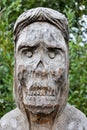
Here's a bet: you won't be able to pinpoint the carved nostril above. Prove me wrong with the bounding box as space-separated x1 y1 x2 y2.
37 61 44 69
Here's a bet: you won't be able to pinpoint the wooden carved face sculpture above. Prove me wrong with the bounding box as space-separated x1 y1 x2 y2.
15 22 69 115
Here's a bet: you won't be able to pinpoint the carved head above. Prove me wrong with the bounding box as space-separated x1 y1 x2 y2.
14 7 69 115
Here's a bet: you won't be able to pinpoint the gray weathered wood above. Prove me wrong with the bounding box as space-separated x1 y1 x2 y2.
0 7 87 130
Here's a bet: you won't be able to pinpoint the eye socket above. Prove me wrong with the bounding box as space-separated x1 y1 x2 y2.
48 52 55 59
20 45 39 58
48 48 62 59
23 50 33 58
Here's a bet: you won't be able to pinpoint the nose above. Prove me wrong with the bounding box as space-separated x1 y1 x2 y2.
36 61 44 72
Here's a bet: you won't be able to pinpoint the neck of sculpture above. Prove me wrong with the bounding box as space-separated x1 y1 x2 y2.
26 109 58 130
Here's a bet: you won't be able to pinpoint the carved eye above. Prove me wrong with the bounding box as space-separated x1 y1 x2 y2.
48 52 55 59
24 51 33 58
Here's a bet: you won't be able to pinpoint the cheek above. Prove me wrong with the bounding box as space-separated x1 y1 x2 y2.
50 50 65 64
16 54 41 71
48 56 66 71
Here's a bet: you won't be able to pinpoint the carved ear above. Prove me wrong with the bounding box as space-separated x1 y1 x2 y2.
14 78 26 113
13 64 26 114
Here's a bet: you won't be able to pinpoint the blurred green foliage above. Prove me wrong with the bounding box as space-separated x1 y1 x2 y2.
0 0 87 117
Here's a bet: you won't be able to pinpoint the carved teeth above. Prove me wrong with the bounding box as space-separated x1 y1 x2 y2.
33 91 36 96
26 86 56 96
27 89 55 96
52 90 55 96
47 91 51 96
31 91 33 95
36 90 40 95
40 90 45 96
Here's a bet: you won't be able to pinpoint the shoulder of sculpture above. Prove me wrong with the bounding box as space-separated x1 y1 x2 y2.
0 107 29 130
55 104 87 130
64 103 87 129
65 103 87 120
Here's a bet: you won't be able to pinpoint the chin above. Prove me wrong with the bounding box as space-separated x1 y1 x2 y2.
25 105 57 114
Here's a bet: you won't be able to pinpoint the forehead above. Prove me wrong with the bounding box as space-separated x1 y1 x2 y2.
16 22 66 50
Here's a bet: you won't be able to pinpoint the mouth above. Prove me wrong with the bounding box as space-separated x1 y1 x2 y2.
23 86 60 110
26 86 55 96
